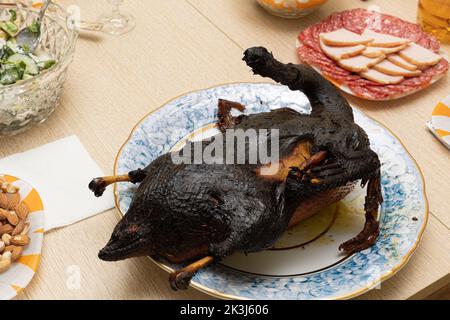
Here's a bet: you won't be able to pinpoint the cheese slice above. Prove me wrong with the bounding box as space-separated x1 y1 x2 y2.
373 60 422 77
387 54 419 71
362 44 408 58
338 55 385 73
399 43 442 67
320 28 374 47
363 29 411 48
360 69 404 84
320 40 365 61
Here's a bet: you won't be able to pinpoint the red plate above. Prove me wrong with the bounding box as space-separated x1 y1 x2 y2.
296 9 449 101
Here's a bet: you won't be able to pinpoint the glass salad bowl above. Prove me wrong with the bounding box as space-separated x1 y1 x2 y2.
257 0 328 18
0 2 78 136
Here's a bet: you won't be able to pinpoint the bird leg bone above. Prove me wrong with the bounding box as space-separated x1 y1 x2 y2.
218 99 246 132
339 172 382 254
169 256 214 291
89 169 148 197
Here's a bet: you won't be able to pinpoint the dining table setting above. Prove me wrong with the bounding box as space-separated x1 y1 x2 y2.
0 0 449 301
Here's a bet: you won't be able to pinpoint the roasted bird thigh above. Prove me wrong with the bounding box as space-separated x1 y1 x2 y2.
89 47 383 291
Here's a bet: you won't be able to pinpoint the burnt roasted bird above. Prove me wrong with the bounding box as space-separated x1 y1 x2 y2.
89 47 383 291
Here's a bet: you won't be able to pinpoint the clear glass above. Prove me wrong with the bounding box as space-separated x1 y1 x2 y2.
0 2 78 136
256 0 328 18
98 0 135 35
418 0 450 43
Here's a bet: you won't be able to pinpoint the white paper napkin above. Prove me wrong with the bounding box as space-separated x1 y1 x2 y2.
0 135 115 231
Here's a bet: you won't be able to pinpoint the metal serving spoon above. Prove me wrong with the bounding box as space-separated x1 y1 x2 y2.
16 0 51 53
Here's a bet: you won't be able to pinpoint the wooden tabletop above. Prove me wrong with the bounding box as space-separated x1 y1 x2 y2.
1 0 449 300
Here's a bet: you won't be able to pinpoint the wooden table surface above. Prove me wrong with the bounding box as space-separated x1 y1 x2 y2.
1 0 449 300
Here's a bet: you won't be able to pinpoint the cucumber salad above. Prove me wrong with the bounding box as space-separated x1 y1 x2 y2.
0 10 56 86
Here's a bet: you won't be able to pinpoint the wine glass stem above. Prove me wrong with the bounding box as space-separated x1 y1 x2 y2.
111 5 120 17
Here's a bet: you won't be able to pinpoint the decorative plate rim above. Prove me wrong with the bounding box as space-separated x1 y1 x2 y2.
429 95 450 149
112 82 429 300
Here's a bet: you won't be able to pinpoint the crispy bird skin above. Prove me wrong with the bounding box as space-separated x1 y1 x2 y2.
89 47 383 291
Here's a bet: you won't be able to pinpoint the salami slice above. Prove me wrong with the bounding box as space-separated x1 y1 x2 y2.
342 8 373 34
298 8 449 100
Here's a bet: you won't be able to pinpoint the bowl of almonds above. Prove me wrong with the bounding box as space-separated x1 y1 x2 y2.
0 174 44 300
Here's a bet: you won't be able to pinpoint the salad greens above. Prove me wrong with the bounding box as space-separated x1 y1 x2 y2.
0 10 56 86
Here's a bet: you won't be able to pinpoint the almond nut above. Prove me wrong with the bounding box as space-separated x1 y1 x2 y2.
0 182 11 193
5 246 23 262
5 184 19 194
12 246 22 262
0 256 11 273
1 251 12 262
6 211 19 226
12 219 26 236
0 181 19 194
16 203 29 220
0 193 7 209
0 208 7 220
0 241 4 253
2 234 11 246
11 235 30 246
21 222 30 236
6 193 20 210
0 224 14 236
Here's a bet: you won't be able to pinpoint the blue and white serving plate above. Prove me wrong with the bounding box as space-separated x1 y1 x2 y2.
114 83 428 300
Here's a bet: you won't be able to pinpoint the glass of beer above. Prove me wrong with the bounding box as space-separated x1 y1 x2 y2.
418 0 450 43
